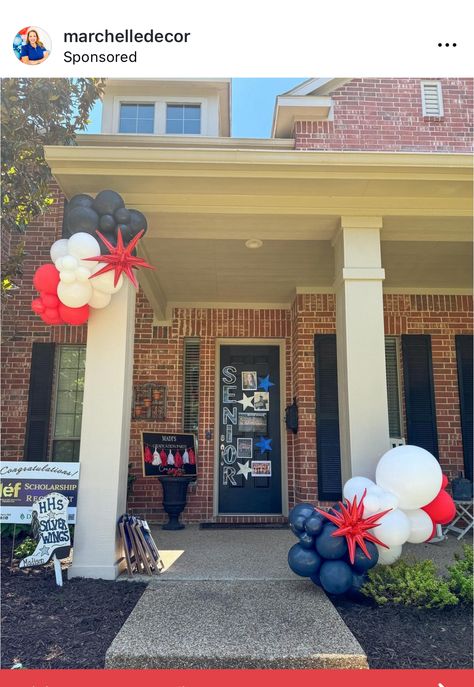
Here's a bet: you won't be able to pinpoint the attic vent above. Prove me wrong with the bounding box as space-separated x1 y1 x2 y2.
183 339 200 433
421 81 444 117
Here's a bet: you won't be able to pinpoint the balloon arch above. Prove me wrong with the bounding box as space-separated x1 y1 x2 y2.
31 190 153 326
287 445 456 596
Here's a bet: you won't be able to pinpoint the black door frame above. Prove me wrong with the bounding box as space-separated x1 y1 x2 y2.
214 339 288 517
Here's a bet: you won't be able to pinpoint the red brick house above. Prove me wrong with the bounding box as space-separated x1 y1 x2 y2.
1 78 472 579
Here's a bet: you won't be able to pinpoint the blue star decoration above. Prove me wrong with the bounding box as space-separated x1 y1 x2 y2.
255 436 272 454
258 374 275 392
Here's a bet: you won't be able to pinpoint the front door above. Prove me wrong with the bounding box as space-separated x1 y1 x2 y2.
218 344 282 514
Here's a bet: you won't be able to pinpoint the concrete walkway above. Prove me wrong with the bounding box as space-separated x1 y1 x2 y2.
106 526 368 669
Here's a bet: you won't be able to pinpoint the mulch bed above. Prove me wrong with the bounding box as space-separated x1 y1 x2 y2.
1 545 147 669
333 595 473 669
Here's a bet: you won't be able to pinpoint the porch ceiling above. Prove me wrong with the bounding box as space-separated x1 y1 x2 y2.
44 145 473 318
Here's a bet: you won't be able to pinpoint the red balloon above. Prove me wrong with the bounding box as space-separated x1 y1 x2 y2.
441 474 449 489
422 489 456 525
40 312 62 325
41 292 60 309
33 264 60 294
58 303 90 326
31 298 45 314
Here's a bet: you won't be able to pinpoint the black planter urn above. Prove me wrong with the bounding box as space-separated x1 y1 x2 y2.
158 476 195 530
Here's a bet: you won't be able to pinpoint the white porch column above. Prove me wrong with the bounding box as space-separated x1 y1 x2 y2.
334 216 390 482
69 282 136 580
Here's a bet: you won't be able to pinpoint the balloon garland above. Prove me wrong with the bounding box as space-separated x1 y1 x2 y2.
287 445 456 595
31 190 153 326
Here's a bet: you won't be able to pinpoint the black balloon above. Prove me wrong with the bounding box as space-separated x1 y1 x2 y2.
115 207 131 224
99 214 116 232
67 205 100 236
117 224 135 244
129 209 148 236
68 194 94 209
92 190 125 216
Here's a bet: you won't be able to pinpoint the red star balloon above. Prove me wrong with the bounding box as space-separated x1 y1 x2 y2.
84 229 154 288
315 490 391 564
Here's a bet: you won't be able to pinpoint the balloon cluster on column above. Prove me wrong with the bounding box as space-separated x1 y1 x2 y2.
287 445 456 595
31 190 153 326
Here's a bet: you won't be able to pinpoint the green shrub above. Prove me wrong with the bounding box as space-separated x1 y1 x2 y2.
13 537 37 559
361 558 458 609
0 524 31 539
447 545 473 605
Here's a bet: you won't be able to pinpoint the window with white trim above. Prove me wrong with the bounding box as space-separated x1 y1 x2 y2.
119 103 155 133
183 339 200 433
51 346 86 462
385 336 403 438
166 104 201 134
421 81 444 117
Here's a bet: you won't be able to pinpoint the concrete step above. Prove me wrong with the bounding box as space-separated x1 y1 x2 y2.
105 580 367 669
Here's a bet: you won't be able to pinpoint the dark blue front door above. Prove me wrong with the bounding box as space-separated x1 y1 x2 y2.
218 344 282 514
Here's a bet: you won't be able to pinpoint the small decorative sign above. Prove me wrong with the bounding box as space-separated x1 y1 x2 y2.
238 412 267 434
251 461 272 477
19 492 71 586
142 432 197 477
0 461 80 524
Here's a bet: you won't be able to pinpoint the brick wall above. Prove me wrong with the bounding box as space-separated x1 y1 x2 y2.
128 300 294 523
295 78 473 152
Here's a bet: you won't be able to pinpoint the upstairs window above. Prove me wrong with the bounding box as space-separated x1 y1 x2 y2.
421 81 444 117
166 104 201 134
119 103 155 133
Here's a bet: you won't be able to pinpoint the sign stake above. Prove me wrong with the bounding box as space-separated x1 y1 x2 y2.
53 555 63 587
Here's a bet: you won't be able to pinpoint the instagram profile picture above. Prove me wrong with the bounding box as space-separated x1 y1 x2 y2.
13 26 51 65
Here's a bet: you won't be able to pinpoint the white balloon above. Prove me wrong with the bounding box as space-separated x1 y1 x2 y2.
404 509 433 544
366 485 385 498
75 266 92 283
62 255 79 271
361 493 381 516
90 264 123 295
50 239 69 264
376 543 402 565
88 289 112 309
343 476 375 503
57 280 92 308
375 445 442 510
377 490 399 512
55 257 65 271
372 508 411 547
59 269 76 284
68 233 100 268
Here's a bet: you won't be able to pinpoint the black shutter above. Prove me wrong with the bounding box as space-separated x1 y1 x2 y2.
24 343 55 461
315 334 342 501
455 335 473 481
401 335 439 458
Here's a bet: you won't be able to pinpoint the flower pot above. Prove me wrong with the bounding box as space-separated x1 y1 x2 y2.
143 398 151 407
158 475 195 530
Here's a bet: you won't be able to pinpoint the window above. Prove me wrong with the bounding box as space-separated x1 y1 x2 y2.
421 81 444 117
166 104 201 134
119 103 154 133
183 339 200 433
385 337 402 438
51 346 86 462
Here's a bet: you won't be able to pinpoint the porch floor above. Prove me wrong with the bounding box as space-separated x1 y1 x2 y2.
106 526 367 669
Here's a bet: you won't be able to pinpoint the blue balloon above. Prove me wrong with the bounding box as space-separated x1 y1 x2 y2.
288 543 321 577
352 541 379 573
319 560 353 595
298 532 315 549
305 513 325 537
310 569 321 587
13 35 23 46
289 522 301 537
289 503 315 523
315 524 348 560
349 571 368 595
289 514 307 533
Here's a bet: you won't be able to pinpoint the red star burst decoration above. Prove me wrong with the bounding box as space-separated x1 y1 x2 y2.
85 229 154 289
315 490 391 564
